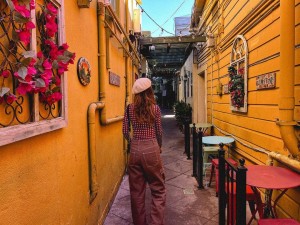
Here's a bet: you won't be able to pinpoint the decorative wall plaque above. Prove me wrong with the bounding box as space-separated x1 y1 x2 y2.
109 71 120 86
223 84 229 94
77 57 91 86
256 73 276 90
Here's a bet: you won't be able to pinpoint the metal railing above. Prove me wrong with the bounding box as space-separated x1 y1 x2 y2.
218 144 247 225
191 124 204 189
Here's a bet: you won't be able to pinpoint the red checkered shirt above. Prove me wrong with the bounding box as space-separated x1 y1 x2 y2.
122 104 162 147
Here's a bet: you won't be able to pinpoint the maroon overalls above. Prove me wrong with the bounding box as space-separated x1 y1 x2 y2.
123 104 166 225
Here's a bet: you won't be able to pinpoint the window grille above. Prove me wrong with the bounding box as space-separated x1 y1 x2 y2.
0 0 69 146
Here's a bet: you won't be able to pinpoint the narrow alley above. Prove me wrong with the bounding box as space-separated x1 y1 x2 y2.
1 1 300 225
104 108 258 225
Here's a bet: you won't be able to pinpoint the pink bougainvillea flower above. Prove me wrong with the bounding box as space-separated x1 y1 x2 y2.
37 51 43 59
27 66 37 76
6 94 17 104
17 29 31 45
47 92 62 104
58 61 68 75
28 58 36 66
45 21 58 37
25 74 33 82
43 59 52 70
44 39 56 47
54 76 61 86
35 86 47 94
60 43 69 51
45 13 55 23
16 83 34 95
14 4 31 18
1 70 10 78
46 3 58 15
25 21 36 30
69 53 76 64
30 0 35 10
41 72 52 86
49 46 59 60
40 91 62 105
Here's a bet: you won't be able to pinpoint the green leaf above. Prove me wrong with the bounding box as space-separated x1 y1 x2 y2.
18 66 28 79
64 50 74 58
14 12 30 23
22 51 35 58
12 30 20 42
21 58 32 67
18 0 31 4
35 78 46 88
52 87 61 93
37 65 44 72
0 87 10 97
52 60 59 69
57 55 70 63
5 0 15 10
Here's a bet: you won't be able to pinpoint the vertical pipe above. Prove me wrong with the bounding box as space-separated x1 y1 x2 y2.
98 2 124 125
98 1 106 102
278 0 299 158
88 102 105 202
124 0 129 169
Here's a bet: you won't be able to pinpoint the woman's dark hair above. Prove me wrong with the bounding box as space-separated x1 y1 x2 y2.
134 87 156 124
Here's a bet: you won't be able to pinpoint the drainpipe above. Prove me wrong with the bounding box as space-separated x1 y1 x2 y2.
88 102 105 203
98 1 123 125
268 152 300 173
276 0 299 159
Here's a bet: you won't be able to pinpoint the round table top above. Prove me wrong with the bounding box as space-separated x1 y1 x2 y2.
202 136 235 145
247 165 300 189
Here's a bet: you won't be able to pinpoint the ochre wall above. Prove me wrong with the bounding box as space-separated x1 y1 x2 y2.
194 0 300 220
0 0 137 224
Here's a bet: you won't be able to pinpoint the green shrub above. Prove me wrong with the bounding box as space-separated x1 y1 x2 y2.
174 101 192 132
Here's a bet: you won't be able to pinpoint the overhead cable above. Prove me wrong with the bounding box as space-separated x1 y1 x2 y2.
134 0 174 36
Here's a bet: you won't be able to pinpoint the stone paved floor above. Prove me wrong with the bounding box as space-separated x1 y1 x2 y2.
103 109 258 225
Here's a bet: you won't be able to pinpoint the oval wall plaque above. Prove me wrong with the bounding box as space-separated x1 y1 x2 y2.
77 57 91 86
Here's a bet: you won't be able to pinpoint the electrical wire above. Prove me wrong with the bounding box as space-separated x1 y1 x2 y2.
134 0 174 36
152 0 188 34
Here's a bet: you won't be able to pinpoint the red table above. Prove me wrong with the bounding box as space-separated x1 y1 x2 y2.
246 165 300 218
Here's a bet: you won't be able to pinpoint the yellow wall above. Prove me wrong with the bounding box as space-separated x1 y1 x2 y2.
194 0 300 220
0 0 138 225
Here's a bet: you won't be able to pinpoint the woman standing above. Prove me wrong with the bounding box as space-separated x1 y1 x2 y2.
122 78 166 225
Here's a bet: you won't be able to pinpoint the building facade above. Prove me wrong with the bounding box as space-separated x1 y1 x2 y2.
0 0 139 224
190 0 300 220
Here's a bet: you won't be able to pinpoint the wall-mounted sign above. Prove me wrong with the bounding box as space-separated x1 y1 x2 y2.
223 84 229 94
109 71 120 86
77 57 91 86
256 72 276 90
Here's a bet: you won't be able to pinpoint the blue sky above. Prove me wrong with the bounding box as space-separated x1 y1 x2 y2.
140 0 194 37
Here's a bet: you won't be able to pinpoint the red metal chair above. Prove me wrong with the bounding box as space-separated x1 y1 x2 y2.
208 157 237 196
226 182 264 225
258 219 300 225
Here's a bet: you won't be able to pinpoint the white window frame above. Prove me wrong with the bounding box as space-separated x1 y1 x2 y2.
229 35 248 112
0 0 68 146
